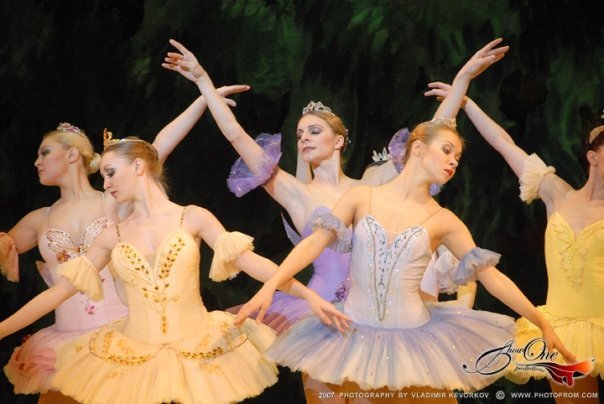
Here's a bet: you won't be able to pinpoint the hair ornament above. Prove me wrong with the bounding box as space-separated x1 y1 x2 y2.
56 122 81 133
589 125 604 144
103 128 146 149
302 101 333 115
429 117 457 129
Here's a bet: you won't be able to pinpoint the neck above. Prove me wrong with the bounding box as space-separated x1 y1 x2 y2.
56 169 98 201
389 161 434 201
129 179 172 220
579 171 604 201
310 153 347 186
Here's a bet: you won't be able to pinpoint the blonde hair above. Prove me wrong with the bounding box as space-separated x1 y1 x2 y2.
303 110 350 152
103 137 167 191
404 121 464 163
43 129 100 174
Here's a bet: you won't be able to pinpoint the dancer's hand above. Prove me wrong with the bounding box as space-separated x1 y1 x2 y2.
458 38 509 81
234 282 277 327
162 39 206 82
424 82 470 108
215 84 250 107
304 289 351 334
542 325 577 364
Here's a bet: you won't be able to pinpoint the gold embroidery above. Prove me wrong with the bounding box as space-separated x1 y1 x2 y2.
118 235 185 333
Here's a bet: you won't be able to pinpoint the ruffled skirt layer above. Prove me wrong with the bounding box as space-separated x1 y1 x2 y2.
51 311 278 404
267 302 516 392
506 305 603 383
4 325 88 394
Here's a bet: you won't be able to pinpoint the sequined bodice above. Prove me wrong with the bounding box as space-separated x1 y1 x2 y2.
544 212 604 317
110 230 209 344
38 217 128 331
344 216 433 329
301 206 351 301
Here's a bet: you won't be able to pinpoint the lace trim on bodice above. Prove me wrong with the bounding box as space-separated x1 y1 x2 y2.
549 212 604 289
46 217 111 263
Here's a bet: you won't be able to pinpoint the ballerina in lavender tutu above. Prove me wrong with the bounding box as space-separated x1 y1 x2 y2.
231 39 576 403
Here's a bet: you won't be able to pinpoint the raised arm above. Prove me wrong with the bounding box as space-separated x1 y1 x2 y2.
162 40 307 214
152 86 250 165
440 212 575 362
433 38 509 121
425 82 571 210
0 227 113 339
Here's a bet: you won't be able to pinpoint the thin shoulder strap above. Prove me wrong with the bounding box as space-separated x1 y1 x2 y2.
419 207 442 226
101 192 108 218
115 223 122 242
305 185 319 207
367 187 374 215
179 206 187 228
45 206 51 227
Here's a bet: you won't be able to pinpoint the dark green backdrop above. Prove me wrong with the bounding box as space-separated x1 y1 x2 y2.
0 1 602 403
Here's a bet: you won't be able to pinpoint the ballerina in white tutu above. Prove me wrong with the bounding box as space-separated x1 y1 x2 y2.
233 39 575 403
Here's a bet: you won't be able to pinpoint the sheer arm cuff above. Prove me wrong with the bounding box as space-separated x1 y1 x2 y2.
519 153 555 204
425 245 461 295
309 207 352 253
209 231 255 281
454 247 501 285
57 256 104 301
226 133 282 197
0 232 19 282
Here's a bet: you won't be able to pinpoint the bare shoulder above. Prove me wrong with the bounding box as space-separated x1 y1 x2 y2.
95 224 120 250
431 208 471 237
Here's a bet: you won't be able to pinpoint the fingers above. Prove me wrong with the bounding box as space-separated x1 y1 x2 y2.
220 84 250 95
168 38 190 54
255 304 268 324
224 98 237 107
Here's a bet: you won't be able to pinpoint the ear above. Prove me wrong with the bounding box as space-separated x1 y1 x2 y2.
334 134 345 150
587 150 598 166
133 157 145 175
411 139 424 158
67 147 80 163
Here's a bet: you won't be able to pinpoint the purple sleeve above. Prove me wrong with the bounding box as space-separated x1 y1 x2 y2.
454 247 501 285
226 133 282 197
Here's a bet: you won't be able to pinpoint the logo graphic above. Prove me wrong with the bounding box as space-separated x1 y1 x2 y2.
463 338 594 387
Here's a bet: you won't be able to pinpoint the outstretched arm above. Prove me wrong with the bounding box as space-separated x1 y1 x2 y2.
0 228 113 339
425 82 571 210
162 40 307 214
152 86 250 165
441 212 575 363
234 186 361 329
433 38 509 121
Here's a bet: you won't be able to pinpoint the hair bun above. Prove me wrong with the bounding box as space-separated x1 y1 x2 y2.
88 152 101 174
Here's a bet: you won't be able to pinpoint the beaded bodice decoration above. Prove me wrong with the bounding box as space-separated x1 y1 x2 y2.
344 216 433 329
114 230 187 334
46 218 110 263
363 216 427 321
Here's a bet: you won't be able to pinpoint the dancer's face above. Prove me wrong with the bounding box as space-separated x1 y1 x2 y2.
421 129 462 184
296 114 344 163
101 151 137 203
34 137 70 186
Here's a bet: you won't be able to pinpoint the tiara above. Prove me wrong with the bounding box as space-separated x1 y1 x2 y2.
103 128 147 149
57 122 81 133
302 101 333 115
429 117 457 129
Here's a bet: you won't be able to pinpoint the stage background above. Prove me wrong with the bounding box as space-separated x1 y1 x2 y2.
0 1 602 403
